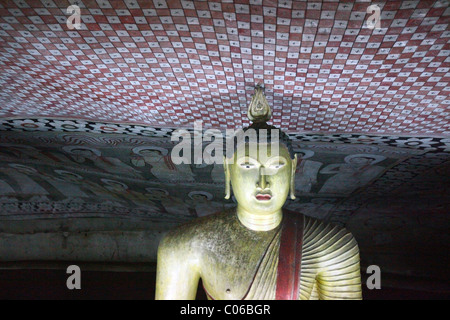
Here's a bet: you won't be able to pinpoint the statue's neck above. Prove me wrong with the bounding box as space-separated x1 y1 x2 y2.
236 206 282 232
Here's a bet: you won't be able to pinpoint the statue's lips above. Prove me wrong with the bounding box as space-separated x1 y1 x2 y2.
255 194 272 201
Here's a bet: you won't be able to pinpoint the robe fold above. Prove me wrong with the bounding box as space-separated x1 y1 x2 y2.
203 212 361 300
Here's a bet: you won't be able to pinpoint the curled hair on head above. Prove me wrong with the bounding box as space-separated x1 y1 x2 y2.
229 121 295 159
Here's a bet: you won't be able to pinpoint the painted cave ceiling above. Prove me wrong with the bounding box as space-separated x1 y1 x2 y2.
0 0 449 135
0 0 449 292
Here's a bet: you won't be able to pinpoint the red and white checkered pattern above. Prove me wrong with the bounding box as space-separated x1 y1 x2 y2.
0 0 449 135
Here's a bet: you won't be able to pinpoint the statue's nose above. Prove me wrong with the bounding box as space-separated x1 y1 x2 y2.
257 167 269 189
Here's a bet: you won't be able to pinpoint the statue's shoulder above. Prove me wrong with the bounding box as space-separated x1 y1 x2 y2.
159 209 236 249
283 210 358 249
302 214 353 235
300 214 360 255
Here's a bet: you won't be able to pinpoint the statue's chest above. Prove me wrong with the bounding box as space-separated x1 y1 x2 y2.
200 230 277 300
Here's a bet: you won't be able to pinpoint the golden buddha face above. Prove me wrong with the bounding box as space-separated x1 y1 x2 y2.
225 142 297 214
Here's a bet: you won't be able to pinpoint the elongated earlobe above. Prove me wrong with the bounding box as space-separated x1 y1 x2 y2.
223 156 231 199
290 154 298 200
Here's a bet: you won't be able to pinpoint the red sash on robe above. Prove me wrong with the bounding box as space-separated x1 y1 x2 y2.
275 210 304 300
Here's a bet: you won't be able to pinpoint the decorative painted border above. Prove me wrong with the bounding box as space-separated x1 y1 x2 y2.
1 118 449 153
0 118 174 138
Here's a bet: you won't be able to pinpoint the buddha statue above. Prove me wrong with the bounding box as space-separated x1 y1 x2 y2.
156 86 362 300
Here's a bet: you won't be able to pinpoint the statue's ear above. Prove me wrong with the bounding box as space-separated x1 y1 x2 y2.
290 154 298 200
223 156 231 199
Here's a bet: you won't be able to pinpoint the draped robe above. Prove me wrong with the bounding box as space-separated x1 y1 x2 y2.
161 209 362 300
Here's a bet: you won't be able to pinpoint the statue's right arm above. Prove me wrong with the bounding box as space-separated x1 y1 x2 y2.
155 231 201 300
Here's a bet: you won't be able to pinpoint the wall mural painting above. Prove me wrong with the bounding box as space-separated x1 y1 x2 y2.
320 151 450 226
0 131 231 221
0 128 441 223
283 142 425 220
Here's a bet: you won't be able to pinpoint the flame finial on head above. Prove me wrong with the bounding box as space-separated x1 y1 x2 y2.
247 84 272 123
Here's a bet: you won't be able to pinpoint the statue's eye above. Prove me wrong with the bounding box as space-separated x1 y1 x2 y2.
270 162 285 169
240 162 254 169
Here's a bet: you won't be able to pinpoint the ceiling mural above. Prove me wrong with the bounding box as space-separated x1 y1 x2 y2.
0 0 449 135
